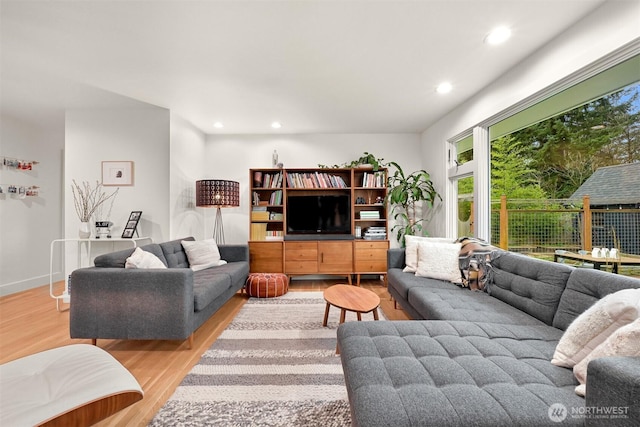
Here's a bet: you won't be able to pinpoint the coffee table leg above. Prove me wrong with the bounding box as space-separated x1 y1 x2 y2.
357 312 362 321
340 309 346 324
323 303 330 327
373 308 379 321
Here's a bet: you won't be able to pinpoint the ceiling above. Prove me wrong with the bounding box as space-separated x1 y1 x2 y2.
1 0 608 135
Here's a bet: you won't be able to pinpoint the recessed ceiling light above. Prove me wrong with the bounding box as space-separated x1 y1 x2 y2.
485 26 512 45
213 122 224 129
436 82 453 94
271 121 282 129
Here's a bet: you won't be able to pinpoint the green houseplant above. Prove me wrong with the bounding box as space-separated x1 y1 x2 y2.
319 152 387 171
386 162 441 246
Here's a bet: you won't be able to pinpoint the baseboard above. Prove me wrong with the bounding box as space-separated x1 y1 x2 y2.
0 273 64 297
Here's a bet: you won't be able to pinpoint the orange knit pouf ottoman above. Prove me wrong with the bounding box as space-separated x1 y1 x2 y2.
245 273 289 298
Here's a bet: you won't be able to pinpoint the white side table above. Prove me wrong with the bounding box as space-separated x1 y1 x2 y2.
49 237 152 311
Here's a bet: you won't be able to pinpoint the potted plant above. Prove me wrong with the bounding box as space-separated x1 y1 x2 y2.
71 180 119 238
319 152 387 171
386 162 441 246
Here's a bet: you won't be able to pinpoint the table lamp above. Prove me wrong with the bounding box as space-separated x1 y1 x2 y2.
196 179 240 244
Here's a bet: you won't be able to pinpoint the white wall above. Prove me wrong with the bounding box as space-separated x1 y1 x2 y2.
421 0 640 238
0 116 64 295
65 107 171 253
170 114 207 240
204 133 422 246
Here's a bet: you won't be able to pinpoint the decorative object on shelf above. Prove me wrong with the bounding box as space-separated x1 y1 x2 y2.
319 152 387 171
386 162 441 246
196 179 240 244
71 180 119 238
79 221 91 239
2 156 39 170
102 161 134 186
272 150 279 167
95 221 113 239
122 211 142 238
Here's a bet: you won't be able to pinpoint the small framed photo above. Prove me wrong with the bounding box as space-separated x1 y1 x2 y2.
102 161 134 186
122 211 142 238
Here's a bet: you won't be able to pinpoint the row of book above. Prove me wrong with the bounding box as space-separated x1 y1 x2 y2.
253 171 283 189
250 223 284 240
252 190 283 206
286 172 348 189
361 171 386 188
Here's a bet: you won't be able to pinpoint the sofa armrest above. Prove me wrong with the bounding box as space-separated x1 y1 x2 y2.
387 248 406 270
70 267 195 340
585 356 640 426
219 244 249 263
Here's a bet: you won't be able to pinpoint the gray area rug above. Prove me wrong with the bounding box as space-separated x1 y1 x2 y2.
149 291 382 426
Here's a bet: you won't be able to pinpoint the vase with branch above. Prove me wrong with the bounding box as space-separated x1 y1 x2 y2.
71 180 119 238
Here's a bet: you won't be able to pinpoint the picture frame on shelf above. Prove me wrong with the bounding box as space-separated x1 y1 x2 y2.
102 161 134 186
121 211 142 238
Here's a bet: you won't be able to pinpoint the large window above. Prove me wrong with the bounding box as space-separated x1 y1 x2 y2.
448 53 639 248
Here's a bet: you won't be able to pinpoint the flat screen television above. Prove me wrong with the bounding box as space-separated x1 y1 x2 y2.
287 195 351 235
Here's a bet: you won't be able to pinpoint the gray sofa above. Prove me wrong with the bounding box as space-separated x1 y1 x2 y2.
70 237 249 346
338 248 640 426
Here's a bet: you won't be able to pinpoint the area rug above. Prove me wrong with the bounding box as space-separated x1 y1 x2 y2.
149 291 383 426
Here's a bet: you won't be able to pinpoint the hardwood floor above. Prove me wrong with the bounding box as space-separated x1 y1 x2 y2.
0 277 409 426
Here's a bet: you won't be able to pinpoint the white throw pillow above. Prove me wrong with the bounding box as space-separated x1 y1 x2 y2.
181 239 226 272
573 318 640 397
551 288 640 368
403 235 453 273
414 241 462 283
125 247 167 269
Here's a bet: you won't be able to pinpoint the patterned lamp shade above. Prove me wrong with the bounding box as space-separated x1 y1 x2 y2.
196 180 240 208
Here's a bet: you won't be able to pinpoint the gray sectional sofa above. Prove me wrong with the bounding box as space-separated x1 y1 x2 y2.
338 248 640 426
70 237 249 346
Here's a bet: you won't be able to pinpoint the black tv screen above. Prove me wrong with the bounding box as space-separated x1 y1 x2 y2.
287 195 351 235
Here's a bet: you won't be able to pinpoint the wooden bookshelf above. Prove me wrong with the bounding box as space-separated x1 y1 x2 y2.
248 167 389 284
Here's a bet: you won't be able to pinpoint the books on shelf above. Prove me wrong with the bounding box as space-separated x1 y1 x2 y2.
250 222 283 241
252 190 282 206
364 226 387 240
251 206 284 221
359 211 380 219
361 171 386 188
269 190 282 205
254 171 283 189
286 172 347 189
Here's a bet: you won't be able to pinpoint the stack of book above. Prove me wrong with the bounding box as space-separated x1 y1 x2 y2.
359 211 380 220
364 226 387 240
251 206 270 220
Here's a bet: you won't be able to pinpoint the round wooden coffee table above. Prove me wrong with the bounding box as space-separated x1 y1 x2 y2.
323 284 380 326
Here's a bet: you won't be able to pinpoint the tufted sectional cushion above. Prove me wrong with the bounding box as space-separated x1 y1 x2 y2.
489 252 573 325
338 320 585 427
553 267 640 330
408 285 549 326
160 237 194 268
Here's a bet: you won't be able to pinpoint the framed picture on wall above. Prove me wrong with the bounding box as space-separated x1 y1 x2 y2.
121 211 142 238
102 161 134 186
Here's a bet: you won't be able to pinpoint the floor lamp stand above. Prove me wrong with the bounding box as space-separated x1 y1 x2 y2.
212 207 225 244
